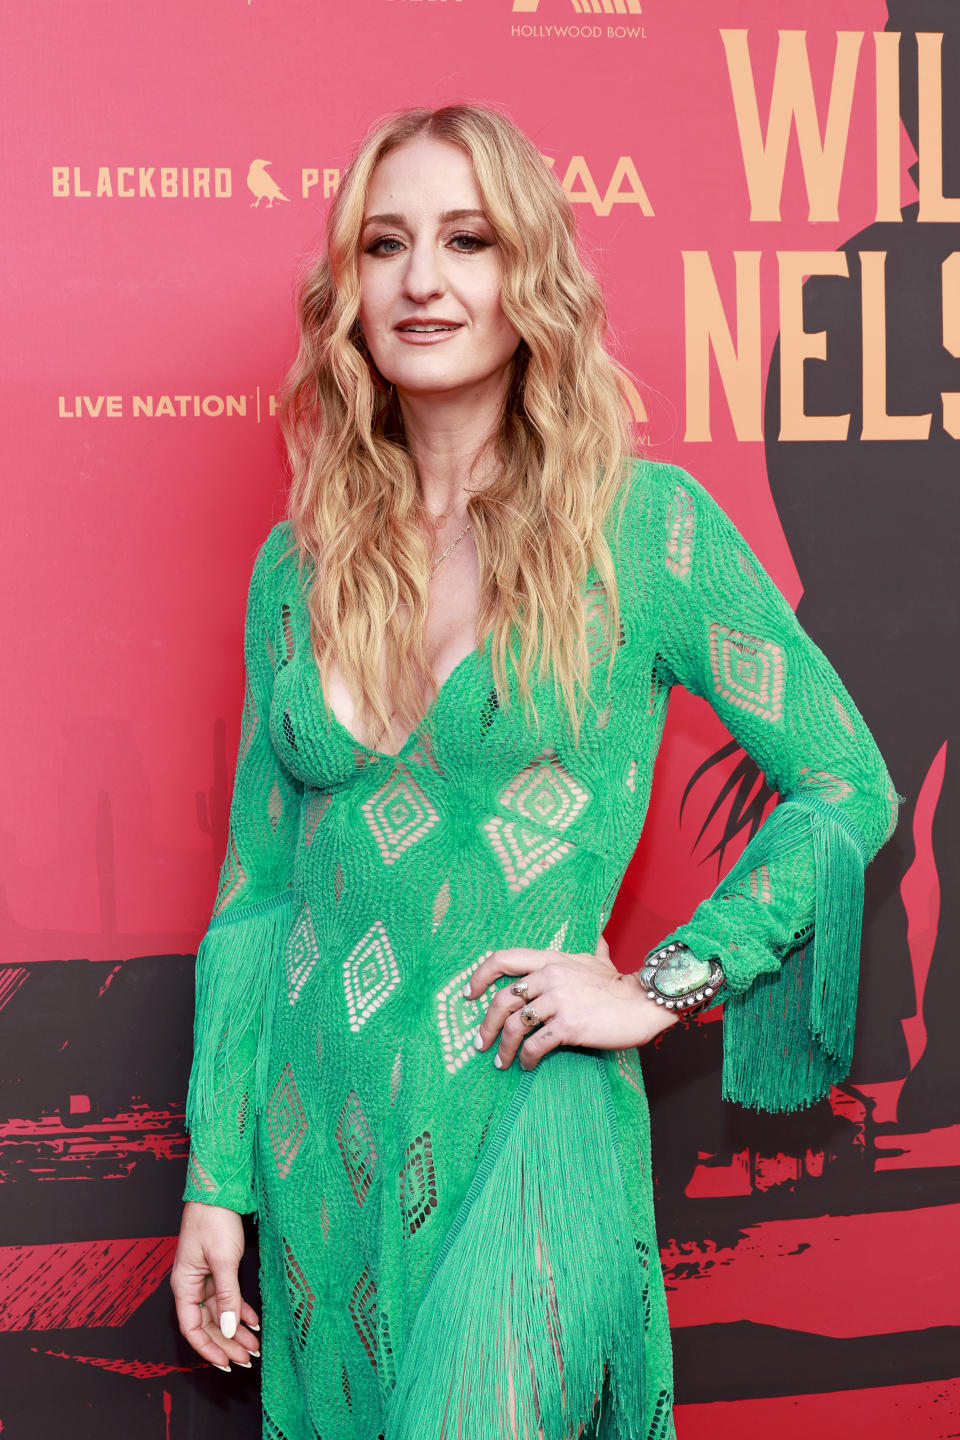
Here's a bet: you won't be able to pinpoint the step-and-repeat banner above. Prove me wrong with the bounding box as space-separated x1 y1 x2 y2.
2 0 957 1435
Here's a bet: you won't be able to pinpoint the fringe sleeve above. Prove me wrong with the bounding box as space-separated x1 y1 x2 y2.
647 463 902 1113
182 524 303 1213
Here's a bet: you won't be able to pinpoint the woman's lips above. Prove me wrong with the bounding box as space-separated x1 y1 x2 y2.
394 324 464 345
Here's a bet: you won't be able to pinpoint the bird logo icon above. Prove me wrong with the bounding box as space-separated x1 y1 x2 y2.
246 159 291 209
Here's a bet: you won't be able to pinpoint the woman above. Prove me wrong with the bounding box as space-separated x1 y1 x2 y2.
170 103 899 1439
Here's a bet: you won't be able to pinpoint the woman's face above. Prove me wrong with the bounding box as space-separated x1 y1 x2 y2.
357 137 522 400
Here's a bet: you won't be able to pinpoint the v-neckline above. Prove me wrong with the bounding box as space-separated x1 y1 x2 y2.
318 639 489 764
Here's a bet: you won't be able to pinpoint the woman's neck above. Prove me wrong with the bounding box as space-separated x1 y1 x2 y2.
396 372 509 515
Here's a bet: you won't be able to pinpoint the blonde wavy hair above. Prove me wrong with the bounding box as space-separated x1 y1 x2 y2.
278 101 641 749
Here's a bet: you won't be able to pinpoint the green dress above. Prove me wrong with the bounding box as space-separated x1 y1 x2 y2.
182 457 898 1440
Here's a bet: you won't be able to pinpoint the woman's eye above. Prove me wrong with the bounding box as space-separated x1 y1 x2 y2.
450 232 489 251
364 232 490 256
366 236 402 255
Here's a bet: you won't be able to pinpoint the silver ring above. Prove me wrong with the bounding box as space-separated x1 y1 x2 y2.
511 979 529 999
521 1002 542 1027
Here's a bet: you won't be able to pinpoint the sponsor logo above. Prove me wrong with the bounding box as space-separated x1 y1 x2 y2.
510 0 645 38
513 0 641 10
52 156 651 216
52 167 233 199
247 159 290 208
56 390 280 421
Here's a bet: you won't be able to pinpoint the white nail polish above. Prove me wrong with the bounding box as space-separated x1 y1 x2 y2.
462 984 471 997
213 1363 231 1373
473 1031 483 1049
494 1054 503 1068
220 1310 237 1340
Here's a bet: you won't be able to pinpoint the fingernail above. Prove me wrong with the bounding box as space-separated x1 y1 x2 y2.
220 1310 237 1340
249 1323 260 1331
238 1361 252 1369
462 983 471 997
473 1031 483 1049
494 1054 503 1068
250 1350 261 1359
213 1363 231 1373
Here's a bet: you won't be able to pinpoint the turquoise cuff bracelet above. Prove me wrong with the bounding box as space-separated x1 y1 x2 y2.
639 941 726 1018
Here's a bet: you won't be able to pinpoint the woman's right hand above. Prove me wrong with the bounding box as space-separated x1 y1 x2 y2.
171 1200 261 1372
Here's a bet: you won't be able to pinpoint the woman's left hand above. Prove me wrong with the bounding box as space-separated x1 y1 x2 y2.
464 934 680 1071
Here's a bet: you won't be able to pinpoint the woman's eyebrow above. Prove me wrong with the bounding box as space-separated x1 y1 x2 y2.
361 208 488 228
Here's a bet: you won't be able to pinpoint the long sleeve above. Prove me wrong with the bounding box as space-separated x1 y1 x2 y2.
182 523 303 1214
646 463 901 1113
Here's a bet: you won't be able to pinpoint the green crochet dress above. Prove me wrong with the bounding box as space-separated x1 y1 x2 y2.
182 457 898 1440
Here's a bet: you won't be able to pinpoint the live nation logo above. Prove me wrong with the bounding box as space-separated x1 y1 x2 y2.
56 389 279 421
56 369 649 429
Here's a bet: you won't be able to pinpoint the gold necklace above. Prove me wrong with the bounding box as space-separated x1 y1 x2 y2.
431 521 472 574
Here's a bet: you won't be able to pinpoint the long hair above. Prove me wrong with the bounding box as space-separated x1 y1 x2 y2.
277 101 641 749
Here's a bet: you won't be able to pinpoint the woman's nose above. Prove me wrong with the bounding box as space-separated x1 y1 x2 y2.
402 238 445 299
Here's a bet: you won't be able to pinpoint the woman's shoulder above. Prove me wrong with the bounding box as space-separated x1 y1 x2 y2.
605 453 693 551
252 518 300 589
621 453 705 507
617 455 747 554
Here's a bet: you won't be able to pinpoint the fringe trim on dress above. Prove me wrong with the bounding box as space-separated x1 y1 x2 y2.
385 1049 647 1440
671 793 869 1113
184 889 296 1134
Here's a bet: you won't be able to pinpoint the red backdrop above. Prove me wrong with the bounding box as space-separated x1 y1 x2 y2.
2 1 957 1435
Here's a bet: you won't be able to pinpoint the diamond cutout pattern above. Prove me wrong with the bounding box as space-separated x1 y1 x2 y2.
483 817 573 893
583 579 616 666
407 728 444 774
399 1131 437 1236
377 1308 397 1393
832 693 856 737
279 602 294 667
497 749 590 831
238 680 258 765
665 482 695 580
549 919 570 950
267 1063 308 1179
282 1236 315 1349
709 623 785 723
745 864 772 902
213 831 245 915
186 1150 216 1194
360 762 440 865
436 966 492 1075
798 767 854 804
335 1089 377 1206
343 920 401 1032
304 789 332 846
616 1047 645 1097
349 1265 378 1368
267 778 284 831
285 902 320 1005
432 876 451 932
